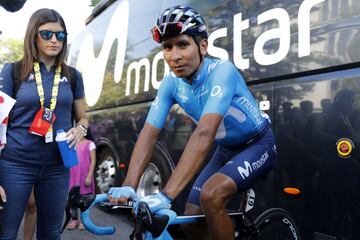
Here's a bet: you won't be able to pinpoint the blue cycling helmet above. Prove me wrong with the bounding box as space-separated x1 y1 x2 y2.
151 5 208 43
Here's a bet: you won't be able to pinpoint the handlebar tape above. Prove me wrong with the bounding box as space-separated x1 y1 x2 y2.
81 194 116 235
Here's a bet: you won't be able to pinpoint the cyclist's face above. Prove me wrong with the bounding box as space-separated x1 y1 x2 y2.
162 34 207 79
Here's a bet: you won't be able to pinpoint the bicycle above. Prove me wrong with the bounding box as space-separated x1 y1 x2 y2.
62 186 301 240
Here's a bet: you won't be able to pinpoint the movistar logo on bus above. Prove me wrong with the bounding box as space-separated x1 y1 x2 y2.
208 0 325 69
68 0 130 106
68 0 325 106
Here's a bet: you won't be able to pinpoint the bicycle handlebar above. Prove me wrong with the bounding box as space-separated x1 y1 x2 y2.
63 186 174 238
61 186 115 235
81 194 116 235
62 187 279 240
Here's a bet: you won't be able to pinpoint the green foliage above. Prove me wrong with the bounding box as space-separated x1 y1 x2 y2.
90 0 101 7
0 38 23 69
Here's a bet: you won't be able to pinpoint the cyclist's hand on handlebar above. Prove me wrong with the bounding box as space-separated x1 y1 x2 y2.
107 186 137 204
137 192 172 213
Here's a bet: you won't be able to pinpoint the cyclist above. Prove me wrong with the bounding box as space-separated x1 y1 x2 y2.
108 5 277 240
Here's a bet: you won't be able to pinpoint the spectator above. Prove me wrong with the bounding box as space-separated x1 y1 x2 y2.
0 8 88 239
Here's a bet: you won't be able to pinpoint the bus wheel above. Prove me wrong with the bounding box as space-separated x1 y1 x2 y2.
136 148 172 197
95 148 118 194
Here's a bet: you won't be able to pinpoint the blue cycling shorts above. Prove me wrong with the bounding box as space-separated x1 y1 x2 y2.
187 127 277 207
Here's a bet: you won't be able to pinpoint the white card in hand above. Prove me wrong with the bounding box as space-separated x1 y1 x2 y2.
0 91 16 123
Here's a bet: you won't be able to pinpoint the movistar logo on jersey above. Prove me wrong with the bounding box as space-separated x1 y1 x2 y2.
252 151 269 170
198 85 209 98
238 161 253 179
177 86 189 101
238 151 269 179
59 77 69 83
236 97 263 125
178 93 189 101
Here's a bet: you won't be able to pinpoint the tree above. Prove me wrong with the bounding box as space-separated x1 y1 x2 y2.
90 0 101 7
0 38 23 69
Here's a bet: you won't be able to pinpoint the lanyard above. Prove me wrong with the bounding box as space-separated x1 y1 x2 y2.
33 62 61 110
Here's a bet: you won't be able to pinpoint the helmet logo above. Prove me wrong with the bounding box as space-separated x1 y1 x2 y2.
199 25 207 32
185 22 196 30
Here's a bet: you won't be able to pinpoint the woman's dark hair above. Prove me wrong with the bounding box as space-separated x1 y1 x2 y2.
19 8 71 81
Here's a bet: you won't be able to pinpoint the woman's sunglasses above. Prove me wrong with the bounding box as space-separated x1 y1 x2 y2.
38 30 67 41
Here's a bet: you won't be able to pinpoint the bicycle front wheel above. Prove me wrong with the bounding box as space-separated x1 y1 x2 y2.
251 208 301 240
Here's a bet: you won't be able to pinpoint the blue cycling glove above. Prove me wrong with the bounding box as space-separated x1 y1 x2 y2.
108 186 137 200
138 192 172 213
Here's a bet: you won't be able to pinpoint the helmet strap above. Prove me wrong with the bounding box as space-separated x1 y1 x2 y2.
193 36 204 62
185 36 204 82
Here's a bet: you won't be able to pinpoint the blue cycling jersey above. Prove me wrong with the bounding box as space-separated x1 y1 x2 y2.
146 58 268 147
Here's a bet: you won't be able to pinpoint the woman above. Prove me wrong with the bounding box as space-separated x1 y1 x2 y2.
0 8 88 239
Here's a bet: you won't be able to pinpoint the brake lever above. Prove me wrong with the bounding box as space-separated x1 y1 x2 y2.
132 201 169 238
130 201 149 240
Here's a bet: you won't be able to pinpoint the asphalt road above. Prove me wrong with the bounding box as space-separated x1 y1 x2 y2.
16 206 134 240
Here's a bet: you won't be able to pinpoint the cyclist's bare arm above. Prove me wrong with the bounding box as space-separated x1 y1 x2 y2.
123 122 161 189
163 113 223 199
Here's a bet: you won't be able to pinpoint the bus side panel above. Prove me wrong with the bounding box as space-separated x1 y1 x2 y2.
247 83 277 219
274 68 360 239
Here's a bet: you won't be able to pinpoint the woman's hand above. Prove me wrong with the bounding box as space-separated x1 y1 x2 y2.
66 126 86 148
0 185 6 210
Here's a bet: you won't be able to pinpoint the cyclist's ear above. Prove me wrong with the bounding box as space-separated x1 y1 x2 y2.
199 38 208 56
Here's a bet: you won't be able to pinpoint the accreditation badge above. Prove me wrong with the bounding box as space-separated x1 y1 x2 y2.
45 126 54 143
29 107 56 138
